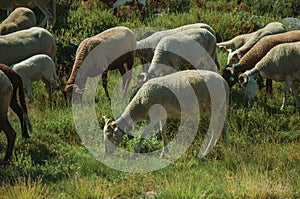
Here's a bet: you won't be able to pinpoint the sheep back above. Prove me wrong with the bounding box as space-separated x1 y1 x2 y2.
0 27 56 65
236 22 286 56
123 70 229 122
0 7 36 35
136 23 215 62
11 54 55 83
255 41 300 80
65 26 136 87
240 30 300 71
149 28 218 76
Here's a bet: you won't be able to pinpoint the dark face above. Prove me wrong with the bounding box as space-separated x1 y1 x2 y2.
103 122 124 155
222 66 237 88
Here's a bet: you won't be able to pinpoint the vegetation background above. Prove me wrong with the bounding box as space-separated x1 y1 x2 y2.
0 0 299 198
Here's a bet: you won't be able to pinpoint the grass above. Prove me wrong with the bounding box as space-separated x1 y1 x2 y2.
0 0 299 198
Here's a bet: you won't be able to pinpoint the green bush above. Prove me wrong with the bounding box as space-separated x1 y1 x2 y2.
243 0 300 17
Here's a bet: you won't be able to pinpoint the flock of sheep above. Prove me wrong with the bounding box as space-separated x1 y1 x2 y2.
0 5 300 162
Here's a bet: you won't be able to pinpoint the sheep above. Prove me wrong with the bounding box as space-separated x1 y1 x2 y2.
0 0 56 29
138 28 219 83
136 23 216 67
103 70 229 159
226 22 286 65
11 54 59 102
238 41 300 110
217 31 256 51
0 63 32 140
223 30 300 92
0 27 56 66
0 7 36 35
0 70 15 162
64 26 136 101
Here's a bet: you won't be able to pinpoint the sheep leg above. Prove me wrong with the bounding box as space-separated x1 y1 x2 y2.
102 70 111 101
0 117 16 162
141 58 148 72
159 120 169 158
134 119 158 156
46 82 52 102
118 65 127 90
290 82 300 109
281 77 292 110
10 91 29 138
27 85 34 102
35 0 51 28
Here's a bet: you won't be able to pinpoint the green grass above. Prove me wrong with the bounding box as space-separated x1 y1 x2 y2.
0 0 299 198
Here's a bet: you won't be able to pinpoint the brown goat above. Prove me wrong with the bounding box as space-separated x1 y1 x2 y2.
0 64 32 138
0 70 16 162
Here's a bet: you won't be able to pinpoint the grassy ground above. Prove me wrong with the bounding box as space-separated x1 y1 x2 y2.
0 0 299 198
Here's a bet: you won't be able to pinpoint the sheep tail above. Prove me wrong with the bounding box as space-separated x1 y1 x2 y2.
18 83 33 132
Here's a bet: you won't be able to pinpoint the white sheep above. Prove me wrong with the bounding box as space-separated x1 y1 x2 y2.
223 30 300 90
136 23 216 65
217 31 256 51
0 27 56 66
0 0 56 29
64 26 136 101
226 22 286 65
139 28 219 83
0 7 36 35
11 54 58 102
238 41 300 110
0 70 15 162
103 70 229 159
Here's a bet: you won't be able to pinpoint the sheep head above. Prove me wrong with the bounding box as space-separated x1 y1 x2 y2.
222 66 236 88
227 50 242 65
102 116 126 155
238 72 258 100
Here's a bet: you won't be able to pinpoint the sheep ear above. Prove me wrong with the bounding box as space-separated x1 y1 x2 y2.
238 74 248 88
102 115 110 125
237 52 242 59
137 72 148 84
64 84 74 92
109 122 117 130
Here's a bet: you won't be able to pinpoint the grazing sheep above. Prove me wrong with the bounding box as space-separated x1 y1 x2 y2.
139 28 219 83
136 23 216 66
64 26 136 101
0 0 56 29
0 64 32 139
103 70 229 158
0 7 36 35
226 22 286 65
223 30 300 91
217 31 256 51
0 27 56 66
238 41 300 110
11 54 58 102
0 70 15 162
